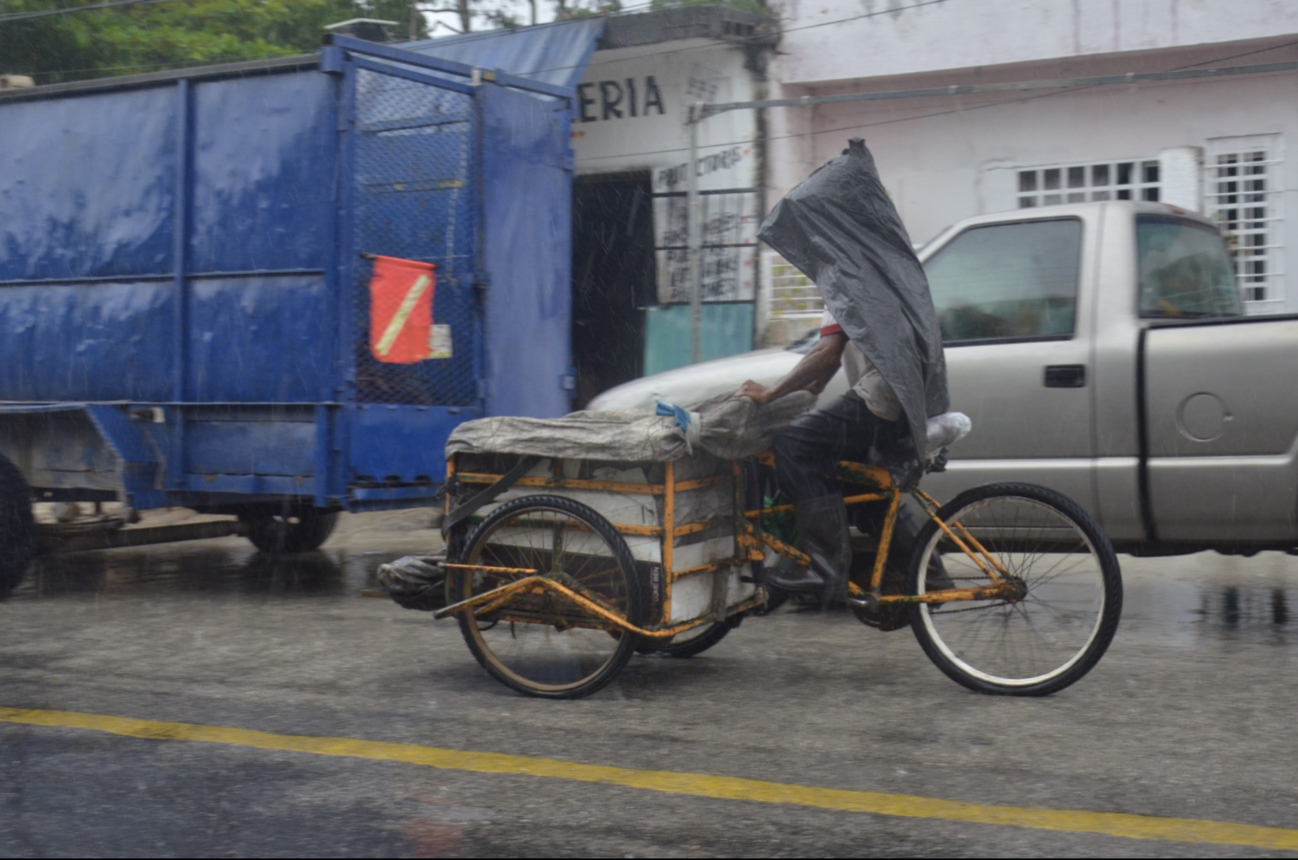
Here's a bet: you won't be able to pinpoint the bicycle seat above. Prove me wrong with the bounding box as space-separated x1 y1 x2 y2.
925 411 972 460
871 412 972 489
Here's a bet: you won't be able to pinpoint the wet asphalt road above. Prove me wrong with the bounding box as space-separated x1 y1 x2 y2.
1 509 1297 858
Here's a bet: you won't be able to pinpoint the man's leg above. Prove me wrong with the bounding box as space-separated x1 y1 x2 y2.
766 393 886 601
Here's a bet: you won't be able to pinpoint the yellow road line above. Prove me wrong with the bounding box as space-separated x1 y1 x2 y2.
1 706 1295 852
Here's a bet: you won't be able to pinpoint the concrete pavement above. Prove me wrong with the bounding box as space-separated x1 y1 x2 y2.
0 510 1295 857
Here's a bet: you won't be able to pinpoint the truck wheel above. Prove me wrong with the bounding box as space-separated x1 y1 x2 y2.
0 456 35 599
241 506 338 554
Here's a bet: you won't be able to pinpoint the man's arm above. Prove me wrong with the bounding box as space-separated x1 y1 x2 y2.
738 332 847 406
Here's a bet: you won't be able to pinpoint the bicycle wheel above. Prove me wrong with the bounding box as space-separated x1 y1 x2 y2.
907 483 1122 696
452 495 643 699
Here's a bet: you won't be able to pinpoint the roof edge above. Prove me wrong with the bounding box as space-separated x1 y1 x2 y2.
599 5 776 50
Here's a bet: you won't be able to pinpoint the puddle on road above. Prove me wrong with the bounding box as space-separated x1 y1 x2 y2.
17 544 414 601
11 538 1295 653
1119 551 1296 647
1193 585 1290 638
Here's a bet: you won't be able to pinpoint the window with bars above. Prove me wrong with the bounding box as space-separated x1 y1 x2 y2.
1204 135 1285 306
764 252 823 319
1017 160 1161 208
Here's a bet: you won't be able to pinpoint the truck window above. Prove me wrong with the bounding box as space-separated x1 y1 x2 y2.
1137 216 1242 318
923 218 1082 344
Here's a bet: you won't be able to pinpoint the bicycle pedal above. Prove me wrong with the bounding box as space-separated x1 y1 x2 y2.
845 591 879 611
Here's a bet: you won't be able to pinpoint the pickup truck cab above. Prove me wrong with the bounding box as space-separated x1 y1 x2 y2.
590 201 1297 554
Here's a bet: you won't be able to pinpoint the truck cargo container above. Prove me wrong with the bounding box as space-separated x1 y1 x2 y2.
0 36 576 595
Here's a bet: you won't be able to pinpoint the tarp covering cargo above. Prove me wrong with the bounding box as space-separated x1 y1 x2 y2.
445 391 815 463
757 138 949 460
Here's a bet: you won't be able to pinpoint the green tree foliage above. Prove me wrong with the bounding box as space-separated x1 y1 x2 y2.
0 0 428 83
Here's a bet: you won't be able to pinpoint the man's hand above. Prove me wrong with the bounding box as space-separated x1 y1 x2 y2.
737 332 847 408
739 379 769 405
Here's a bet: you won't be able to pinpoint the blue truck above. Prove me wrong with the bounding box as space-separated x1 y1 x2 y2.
0 36 576 596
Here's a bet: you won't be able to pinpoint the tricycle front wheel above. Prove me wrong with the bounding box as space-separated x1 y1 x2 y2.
452 495 644 699
907 483 1122 696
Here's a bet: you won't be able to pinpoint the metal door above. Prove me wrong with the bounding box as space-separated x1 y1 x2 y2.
339 52 484 486
920 213 1099 515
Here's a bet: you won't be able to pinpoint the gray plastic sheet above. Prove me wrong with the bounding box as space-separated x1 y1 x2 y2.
757 138 949 459
445 391 815 462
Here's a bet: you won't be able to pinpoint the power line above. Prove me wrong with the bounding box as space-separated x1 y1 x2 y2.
0 0 188 23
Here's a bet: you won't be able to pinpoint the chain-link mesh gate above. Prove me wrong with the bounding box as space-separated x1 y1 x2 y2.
351 67 478 406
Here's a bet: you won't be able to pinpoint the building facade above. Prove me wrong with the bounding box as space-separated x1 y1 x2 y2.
761 0 1298 332
567 8 776 402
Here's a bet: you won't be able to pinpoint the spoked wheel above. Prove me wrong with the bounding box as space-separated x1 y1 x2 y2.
907 483 1122 696
452 495 643 699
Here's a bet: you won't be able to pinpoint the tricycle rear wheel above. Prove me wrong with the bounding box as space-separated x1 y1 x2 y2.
0 455 34 600
452 495 643 699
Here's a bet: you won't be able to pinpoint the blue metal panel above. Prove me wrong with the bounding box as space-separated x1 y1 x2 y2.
0 42 579 515
185 417 316 478
186 276 331 403
83 404 167 509
480 82 574 418
183 473 313 497
347 405 473 485
189 73 335 274
399 17 605 90
0 280 175 401
0 87 178 281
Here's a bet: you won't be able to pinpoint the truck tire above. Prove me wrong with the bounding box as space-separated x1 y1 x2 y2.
241 505 338 554
0 455 35 600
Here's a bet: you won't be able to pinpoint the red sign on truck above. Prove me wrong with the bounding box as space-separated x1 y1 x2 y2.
368 256 437 364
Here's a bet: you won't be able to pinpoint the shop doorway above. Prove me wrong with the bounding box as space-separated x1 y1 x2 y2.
571 172 656 408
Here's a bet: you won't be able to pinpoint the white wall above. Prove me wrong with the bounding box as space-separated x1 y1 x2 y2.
771 0 1298 87
572 40 764 303
774 69 1298 312
571 39 759 191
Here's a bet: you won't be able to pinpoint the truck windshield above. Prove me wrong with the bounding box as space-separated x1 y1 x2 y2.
1137 216 1242 318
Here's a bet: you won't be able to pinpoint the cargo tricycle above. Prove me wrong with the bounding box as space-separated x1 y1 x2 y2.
430 427 1123 699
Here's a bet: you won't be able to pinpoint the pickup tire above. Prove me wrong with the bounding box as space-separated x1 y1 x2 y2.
0 455 35 600
907 482 1122 696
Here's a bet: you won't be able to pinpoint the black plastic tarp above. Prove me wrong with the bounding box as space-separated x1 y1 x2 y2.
757 138 949 459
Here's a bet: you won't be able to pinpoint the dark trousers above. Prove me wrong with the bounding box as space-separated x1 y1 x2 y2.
773 392 898 502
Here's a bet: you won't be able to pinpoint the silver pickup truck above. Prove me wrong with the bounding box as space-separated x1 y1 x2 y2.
591 201 1298 555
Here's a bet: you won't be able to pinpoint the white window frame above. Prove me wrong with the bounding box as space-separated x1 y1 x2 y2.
1204 134 1285 309
1016 158 1161 209
763 251 823 320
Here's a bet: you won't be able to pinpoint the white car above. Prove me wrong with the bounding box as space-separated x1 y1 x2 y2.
587 328 838 411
